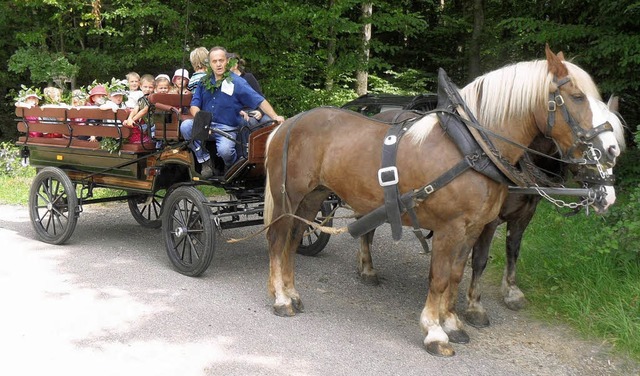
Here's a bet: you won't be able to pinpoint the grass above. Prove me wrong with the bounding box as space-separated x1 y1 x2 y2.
0 167 225 206
487 198 640 361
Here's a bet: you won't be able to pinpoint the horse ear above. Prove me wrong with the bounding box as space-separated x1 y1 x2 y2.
545 43 569 77
607 95 619 112
557 51 565 61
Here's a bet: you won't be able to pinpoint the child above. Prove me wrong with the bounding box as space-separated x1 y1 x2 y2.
171 69 190 94
69 89 88 129
15 88 43 137
41 87 65 137
125 72 143 108
86 85 108 106
70 89 88 107
82 85 109 142
123 74 155 143
154 74 172 94
187 47 209 92
100 89 127 112
42 86 65 106
100 88 128 128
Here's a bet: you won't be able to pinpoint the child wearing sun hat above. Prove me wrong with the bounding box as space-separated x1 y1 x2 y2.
171 68 190 94
15 86 43 137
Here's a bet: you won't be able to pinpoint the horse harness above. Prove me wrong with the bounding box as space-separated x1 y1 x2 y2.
348 68 613 247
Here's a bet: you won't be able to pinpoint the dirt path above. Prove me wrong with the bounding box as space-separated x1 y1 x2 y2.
0 203 638 375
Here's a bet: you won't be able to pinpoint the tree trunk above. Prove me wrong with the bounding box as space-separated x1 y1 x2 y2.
356 2 372 96
468 0 484 80
325 0 336 91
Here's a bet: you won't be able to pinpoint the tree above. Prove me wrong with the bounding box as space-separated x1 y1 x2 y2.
356 2 373 95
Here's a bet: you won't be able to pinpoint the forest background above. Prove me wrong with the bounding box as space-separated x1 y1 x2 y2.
1 0 639 359
1 0 639 140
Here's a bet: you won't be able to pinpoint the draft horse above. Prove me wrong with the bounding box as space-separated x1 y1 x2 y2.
364 97 625 328
464 98 626 327
263 46 619 357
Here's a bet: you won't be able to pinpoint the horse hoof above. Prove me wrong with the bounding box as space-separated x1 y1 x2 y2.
463 311 491 328
424 341 455 357
291 297 305 313
505 296 527 311
447 329 470 344
359 272 379 286
273 304 296 317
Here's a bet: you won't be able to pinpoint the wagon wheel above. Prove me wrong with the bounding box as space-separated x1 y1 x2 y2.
128 189 165 228
297 201 333 256
162 186 215 277
28 167 79 245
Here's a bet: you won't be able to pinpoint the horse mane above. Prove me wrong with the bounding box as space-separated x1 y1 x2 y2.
407 59 601 146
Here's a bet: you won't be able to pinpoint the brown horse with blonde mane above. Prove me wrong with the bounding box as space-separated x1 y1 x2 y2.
263 46 620 357
365 96 625 329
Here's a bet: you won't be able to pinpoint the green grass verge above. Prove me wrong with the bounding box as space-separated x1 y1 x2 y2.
487 199 640 361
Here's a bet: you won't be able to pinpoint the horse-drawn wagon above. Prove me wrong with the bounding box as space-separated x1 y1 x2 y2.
15 93 333 277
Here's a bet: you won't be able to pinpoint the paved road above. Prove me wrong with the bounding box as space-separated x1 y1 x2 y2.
0 203 637 376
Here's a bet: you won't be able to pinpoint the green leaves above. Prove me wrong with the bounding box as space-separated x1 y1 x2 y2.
8 47 78 85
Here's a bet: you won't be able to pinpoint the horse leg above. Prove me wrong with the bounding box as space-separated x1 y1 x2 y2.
357 230 379 285
268 216 303 316
464 219 501 328
441 231 480 344
501 210 536 310
420 230 464 357
271 193 329 315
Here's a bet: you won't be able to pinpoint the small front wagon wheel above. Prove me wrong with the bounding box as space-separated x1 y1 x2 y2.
162 186 215 277
28 167 79 245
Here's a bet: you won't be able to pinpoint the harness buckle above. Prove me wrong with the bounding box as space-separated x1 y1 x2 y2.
548 100 557 112
555 94 565 107
424 185 434 195
378 166 399 187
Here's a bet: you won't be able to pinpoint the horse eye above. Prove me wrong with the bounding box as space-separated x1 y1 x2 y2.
572 93 585 102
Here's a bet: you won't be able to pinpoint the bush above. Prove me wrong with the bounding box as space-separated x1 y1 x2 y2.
594 184 640 267
0 141 33 177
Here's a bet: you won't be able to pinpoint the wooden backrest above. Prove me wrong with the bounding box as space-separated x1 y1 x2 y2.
148 94 193 141
247 123 277 164
149 93 193 110
15 105 132 139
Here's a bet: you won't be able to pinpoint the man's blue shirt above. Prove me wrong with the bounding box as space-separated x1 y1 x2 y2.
191 72 264 127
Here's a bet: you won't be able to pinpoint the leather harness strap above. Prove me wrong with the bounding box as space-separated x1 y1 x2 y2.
379 121 410 241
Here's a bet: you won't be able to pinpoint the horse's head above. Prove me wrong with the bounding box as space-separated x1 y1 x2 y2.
573 97 626 214
541 45 620 174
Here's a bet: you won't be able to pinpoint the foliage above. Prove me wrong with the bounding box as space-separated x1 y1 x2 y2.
99 137 122 154
8 47 78 86
0 142 34 178
593 185 640 266
489 199 640 360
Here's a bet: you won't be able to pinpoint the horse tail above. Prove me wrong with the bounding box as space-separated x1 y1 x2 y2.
264 173 274 226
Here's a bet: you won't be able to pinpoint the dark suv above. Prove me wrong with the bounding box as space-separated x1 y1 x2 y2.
341 93 438 116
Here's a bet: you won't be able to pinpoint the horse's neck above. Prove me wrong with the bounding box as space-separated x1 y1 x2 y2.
490 118 540 165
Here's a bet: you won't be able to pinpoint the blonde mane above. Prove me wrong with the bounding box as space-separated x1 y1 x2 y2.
407 59 600 145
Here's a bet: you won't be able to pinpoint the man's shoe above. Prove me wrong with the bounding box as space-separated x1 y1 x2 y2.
200 159 214 179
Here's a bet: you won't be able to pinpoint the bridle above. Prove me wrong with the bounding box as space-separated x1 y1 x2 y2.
545 76 614 176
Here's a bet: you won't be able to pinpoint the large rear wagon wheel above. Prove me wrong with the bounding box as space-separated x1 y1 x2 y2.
128 190 165 228
28 167 78 245
162 186 215 277
297 201 333 256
